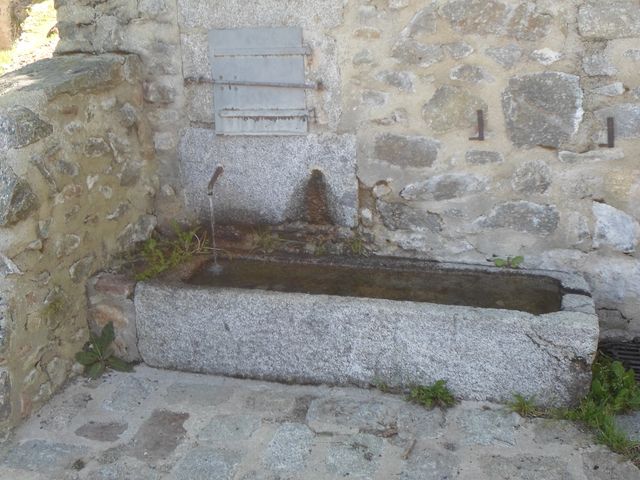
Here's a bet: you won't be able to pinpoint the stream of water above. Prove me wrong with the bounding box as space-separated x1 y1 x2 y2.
208 195 223 275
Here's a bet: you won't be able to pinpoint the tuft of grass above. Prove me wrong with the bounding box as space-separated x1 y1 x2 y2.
41 296 65 318
407 380 456 409
371 378 390 393
507 357 640 463
312 240 328 257
252 229 283 254
509 393 542 417
41 287 67 323
564 356 640 458
135 223 211 280
347 233 369 256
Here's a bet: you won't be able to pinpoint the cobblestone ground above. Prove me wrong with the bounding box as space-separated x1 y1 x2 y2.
0 366 638 479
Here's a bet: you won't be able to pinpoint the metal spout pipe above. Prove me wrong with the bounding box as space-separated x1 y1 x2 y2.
207 165 224 195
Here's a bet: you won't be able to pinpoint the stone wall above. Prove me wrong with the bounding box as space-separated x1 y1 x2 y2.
335 0 640 341
0 2 11 49
0 54 156 431
55 0 186 223
53 1 640 338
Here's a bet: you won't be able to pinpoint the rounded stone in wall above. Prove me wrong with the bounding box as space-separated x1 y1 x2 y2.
474 201 560 236
0 106 53 150
485 44 522 69
422 85 487 134
401 173 488 201
0 368 10 422
0 165 39 227
511 160 552 194
592 202 640 253
373 133 440 168
501 72 583 148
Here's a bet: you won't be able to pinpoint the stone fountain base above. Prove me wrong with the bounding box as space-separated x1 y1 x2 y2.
133 255 599 407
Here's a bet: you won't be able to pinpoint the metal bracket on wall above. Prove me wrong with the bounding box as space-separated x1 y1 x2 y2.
212 45 313 57
211 80 319 90
598 117 615 148
469 110 485 141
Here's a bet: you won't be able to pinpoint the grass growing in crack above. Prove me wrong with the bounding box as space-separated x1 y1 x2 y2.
347 233 369 256
508 394 542 417
41 287 68 327
407 380 456 409
563 356 640 458
250 228 307 254
251 229 283 254
510 356 640 462
135 223 211 280
312 240 328 257
41 295 65 318
371 378 390 393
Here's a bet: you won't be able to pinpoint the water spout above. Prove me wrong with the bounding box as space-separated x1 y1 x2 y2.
207 165 224 275
208 165 224 196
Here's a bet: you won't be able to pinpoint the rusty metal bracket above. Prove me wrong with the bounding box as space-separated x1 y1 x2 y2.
469 110 485 141
212 80 318 89
598 117 615 148
212 45 313 57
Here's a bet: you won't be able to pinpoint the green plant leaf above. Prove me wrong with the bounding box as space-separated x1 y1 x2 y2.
107 357 133 372
612 361 626 380
86 361 106 379
510 256 524 267
95 322 115 353
75 351 99 366
592 379 605 398
564 355 640 460
134 224 210 280
89 333 102 357
493 258 506 267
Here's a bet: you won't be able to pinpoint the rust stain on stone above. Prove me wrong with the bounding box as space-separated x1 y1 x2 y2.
305 169 333 225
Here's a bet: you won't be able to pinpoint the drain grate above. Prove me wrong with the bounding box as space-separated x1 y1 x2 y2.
599 341 640 382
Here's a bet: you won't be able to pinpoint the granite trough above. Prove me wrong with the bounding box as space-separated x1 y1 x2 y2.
135 255 599 406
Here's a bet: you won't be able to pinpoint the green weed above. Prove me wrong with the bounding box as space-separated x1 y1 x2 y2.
312 240 328 257
347 234 369 256
252 229 283 254
407 380 456 409
565 356 640 457
372 378 390 393
75 322 132 379
136 223 211 280
509 393 542 417
41 296 65 318
490 255 524 268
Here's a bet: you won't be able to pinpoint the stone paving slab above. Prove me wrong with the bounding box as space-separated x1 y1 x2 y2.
0 365 638 480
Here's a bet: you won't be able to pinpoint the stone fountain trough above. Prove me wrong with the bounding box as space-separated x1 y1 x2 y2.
134 255 599 406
